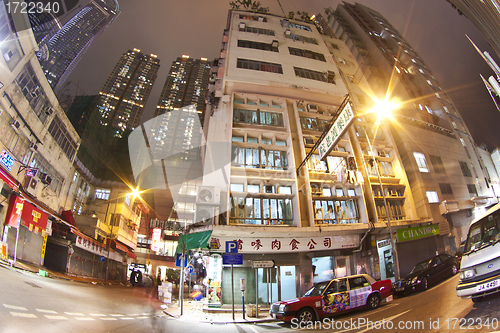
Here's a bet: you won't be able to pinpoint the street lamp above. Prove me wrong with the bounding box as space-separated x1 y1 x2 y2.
366 98 400 281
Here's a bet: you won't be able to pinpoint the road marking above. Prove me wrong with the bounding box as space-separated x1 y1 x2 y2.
101 318 118 321
11 312 36 318
90 313 107 317
45 315 67 320
334 309 412 333
37 309 58 314
109 314 124 317
119 317 134 320
65 312 84 316
3 304 27 311
136 316 150 319
74 317 95 321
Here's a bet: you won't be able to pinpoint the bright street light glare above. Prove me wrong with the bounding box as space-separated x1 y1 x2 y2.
371 98 399 120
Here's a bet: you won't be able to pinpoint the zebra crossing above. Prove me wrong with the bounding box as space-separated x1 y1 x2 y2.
3 303 155 321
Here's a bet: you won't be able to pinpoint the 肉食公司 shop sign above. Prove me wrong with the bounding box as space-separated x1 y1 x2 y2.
209 235 360 253
396 224 440 242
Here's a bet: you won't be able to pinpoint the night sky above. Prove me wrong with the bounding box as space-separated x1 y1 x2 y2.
65 0 500 151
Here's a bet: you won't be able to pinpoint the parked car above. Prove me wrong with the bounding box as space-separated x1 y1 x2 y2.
393 254 459 296
457 203 500 303
269 274 393 323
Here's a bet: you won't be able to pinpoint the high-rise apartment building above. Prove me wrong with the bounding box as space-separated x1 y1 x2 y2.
37 0 120 93
190 6 498 306
98 48 160 138
318 2 497 247
446 0 500 59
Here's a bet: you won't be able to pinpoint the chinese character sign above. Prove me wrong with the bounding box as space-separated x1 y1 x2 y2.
211 235 359 253
318 102 355 160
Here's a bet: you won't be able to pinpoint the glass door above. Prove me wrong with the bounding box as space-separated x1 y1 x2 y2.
279 266 296 301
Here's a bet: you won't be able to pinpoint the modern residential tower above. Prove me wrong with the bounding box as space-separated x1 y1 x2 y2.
98 48 160 138
37 0 120 93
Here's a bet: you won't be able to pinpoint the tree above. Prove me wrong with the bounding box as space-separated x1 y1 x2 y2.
229 0 269 13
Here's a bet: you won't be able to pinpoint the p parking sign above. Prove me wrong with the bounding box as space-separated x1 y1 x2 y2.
226 241 238 253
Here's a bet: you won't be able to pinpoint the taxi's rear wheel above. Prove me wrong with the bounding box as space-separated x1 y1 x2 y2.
296 308 315 323
366 294 381 310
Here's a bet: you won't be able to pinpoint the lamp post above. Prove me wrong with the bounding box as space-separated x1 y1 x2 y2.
366 98 400 281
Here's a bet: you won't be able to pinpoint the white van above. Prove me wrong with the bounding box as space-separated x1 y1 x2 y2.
456 203 500 302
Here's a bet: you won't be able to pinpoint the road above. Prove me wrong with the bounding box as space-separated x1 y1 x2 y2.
1 265 499 333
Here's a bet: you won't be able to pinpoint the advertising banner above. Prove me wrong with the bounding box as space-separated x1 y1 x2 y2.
397 224 440 242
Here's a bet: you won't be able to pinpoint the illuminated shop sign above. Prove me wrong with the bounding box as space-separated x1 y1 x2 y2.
0 150 14 171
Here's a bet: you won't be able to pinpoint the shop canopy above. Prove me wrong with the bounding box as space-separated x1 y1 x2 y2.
175 230 212 254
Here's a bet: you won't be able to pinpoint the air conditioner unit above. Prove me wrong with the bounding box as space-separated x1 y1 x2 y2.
307 104 318 112
10 120 20 130
24 177 38 196
239 22 245 29
258 16 264 22
3 49 13 61
281 19 290 27
304 137 315 145
29 142 38 151
285 29 291 35
196 186 220 205
194 206 219 225
39 173 52 185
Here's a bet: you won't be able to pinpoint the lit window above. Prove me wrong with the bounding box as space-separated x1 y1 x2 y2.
413 152 429 172
95 189 111 200
230 183 244 192
248 184 260 193
426 191 439 203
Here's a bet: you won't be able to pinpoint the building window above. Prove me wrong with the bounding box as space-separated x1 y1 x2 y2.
238 40 278 52
413 152 429 172
15 63 52 124
29 152 64 195
239 14 267 22
439 183 453 195
281 20 312 31
239 26 275 36
313 198 359 224
299 116 330 131
288 47 326 61
426 191 439 203
230 183 244 192
233 108 284 127
467 184 478 196
229 196 293 225
47 116 77 161
375 200 405 220
95 189 111 200
294 67 335 84
237 58 283 73
285 33 318 44
231 146 287 170
430 155 445 174
459 161 472 177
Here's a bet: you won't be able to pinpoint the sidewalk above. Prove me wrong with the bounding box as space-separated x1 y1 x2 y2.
162 299 277 324
0 258 278 324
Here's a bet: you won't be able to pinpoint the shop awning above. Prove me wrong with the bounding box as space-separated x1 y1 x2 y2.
0 166 18 191
127 251 137 259
175 230 213 254
61 210 78 228
113 240 128 253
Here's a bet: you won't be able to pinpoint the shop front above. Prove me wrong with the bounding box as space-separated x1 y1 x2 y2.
209 233 360 305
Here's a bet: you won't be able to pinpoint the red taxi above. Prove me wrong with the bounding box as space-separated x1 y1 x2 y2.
269 274 393 323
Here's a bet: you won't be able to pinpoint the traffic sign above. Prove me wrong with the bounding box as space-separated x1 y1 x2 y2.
100 256 106 262
187 265 194 274
251 260 274 268
175 253 188 267
226 241 238 253
223 253 243 265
